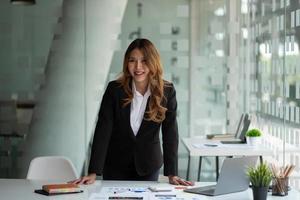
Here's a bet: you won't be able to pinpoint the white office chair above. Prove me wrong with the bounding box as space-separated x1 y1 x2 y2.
26 156 78 181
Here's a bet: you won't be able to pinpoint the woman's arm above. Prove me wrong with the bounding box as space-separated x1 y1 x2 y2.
88 82 115 175
71 82 115 184
161 84 179 176
162 84 194 186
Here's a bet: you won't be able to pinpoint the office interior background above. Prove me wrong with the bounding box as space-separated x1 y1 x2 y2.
1 0 300 190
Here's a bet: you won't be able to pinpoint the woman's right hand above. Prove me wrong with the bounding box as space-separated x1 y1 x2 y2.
70 173 96 185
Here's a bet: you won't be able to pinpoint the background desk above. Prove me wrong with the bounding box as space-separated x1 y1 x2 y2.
0 179 300 200
182 137 273 181
0 179 299 200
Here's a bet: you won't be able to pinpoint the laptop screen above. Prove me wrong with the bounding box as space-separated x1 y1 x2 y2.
234 114 245 137
236 114 251 141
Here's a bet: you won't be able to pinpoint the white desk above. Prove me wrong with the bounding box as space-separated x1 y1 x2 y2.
0 179 299 200
182 137 273 181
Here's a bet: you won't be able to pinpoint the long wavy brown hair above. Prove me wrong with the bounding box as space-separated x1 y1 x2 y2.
117 38 167 123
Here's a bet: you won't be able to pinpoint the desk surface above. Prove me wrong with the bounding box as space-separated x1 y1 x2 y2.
0 179 299 200
182 137 273 157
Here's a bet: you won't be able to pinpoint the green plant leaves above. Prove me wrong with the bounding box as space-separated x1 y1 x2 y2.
246 128 262 137
247 163 272 187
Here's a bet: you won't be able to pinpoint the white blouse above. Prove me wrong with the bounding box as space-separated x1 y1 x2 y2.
130 82 151 136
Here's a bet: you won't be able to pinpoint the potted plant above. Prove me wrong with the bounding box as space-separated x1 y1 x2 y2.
246 128 262 146
247 163 273 200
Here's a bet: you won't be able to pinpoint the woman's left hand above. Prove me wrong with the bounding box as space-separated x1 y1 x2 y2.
168 175 194 186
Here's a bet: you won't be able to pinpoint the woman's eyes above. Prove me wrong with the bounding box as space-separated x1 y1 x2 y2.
128 59 147 63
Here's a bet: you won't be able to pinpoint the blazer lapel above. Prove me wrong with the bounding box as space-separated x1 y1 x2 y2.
121 80 152 138
118 83 136 140
136 98 150 137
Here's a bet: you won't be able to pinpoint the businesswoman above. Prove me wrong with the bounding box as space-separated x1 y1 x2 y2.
73 38 193 186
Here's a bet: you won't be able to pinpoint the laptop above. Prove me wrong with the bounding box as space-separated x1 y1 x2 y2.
221 114 251 144
184 156 257 196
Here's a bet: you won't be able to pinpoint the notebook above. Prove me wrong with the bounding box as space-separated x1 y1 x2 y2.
184 156 257 196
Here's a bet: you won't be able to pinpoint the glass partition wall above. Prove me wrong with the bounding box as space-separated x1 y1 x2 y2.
0 0 299 191
244 0 300 189
233 0 300 190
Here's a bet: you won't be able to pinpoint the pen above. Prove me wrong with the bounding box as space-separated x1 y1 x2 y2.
154 194 176 197
113 189 129 194
109 197 143 199
132 188 146 193
204 144 218 147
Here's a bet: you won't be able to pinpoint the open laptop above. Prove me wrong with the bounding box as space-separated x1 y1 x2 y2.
184 156 257 196
220 114 251 144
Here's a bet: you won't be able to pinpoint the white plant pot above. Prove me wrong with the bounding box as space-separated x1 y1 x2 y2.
246 136 261 146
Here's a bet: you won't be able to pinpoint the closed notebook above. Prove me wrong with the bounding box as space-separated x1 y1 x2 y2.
42 183 81 194
206 134 235 140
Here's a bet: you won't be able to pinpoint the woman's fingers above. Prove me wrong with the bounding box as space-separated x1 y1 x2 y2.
68 178 81 184
169 176 195 186
68 177 91 185
84 177 93 184
179 178 194 186
79 177 90 185
177 178 194 186
85 178 95 185
68 174 96 185
170 178 180 185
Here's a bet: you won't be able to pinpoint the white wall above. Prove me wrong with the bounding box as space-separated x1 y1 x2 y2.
19 0 127 178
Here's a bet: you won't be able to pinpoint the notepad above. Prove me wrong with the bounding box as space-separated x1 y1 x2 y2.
35 183 83 196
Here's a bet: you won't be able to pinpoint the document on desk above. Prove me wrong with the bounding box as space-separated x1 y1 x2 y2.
148 193 176 200
193 143 253 149
89 192 178 200
89 193 147 200
100 187 147 194
89 193 146 200
89 187 188 200
89 187 148 200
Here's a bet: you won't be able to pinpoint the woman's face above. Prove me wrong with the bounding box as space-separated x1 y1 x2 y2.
127 48 150 85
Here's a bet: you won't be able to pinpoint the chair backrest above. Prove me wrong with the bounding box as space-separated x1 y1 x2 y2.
26 156 78 181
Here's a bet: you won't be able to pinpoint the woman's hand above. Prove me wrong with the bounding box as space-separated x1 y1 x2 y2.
168 175 194 186
69 173 96 185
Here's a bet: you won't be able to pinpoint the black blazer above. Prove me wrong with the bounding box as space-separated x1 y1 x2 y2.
88 80 178 177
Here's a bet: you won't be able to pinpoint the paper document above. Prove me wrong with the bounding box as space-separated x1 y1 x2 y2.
193 143 254 149
89 186 197 200
89 187 147 200
148 186 173 192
